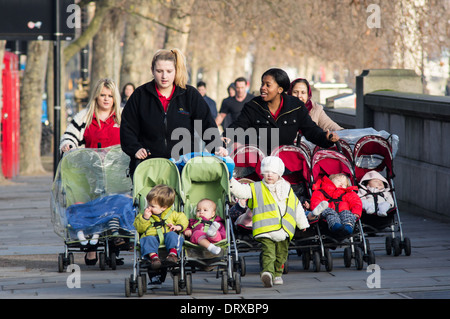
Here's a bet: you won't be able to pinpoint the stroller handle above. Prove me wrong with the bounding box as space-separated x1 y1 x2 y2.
335 140 343 154
329 133 343 154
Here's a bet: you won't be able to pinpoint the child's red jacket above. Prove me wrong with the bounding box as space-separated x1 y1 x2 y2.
310 176 362 217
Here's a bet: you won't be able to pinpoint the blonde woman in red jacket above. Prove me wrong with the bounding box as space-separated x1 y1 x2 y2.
310 173 362 236
60 78 121 153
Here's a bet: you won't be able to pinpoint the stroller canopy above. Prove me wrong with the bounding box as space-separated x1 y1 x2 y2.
181 156 230 220
132 158 184 213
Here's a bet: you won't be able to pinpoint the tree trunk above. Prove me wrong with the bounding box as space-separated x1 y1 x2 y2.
19 41 49 175
63 0 113 64
90 7 125 92
120 0 160 88
164 0 195 53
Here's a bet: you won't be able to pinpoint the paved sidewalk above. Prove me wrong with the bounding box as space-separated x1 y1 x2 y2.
0 174 449 300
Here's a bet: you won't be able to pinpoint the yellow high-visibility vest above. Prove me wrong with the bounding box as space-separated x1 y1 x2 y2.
248 182 298 240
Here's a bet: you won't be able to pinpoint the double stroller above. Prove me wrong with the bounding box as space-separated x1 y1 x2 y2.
125 154 241 297
51 146 135 272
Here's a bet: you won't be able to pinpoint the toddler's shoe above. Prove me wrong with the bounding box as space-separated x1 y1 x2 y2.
331 222 344 233
312 201 329 216
206 221 221 237
89 233 99 245
77 231 88 245
261 272 273 288
273 276 283 285
343 224 354 235
150 255 161 270
207 243 222 255
166 253 179 265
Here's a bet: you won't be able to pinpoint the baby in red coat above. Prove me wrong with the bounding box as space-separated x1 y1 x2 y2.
310 173 362 236
184 199 226 255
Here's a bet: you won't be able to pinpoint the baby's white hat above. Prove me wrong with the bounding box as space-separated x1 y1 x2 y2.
260 156 285 177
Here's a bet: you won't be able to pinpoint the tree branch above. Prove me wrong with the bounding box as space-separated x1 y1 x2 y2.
63 0 114 63
117 4 189 34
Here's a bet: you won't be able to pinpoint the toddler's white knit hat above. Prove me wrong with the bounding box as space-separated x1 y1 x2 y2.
260 156 285 177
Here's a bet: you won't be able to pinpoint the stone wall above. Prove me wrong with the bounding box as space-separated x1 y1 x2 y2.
364 91 450 220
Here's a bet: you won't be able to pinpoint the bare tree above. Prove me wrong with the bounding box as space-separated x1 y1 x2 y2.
90 7 125 90
164 0 196 52
19 41 49 175
119 0 162 88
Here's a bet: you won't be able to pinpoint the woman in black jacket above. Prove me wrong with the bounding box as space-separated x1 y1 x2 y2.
120 49 226 176
226 68 339 155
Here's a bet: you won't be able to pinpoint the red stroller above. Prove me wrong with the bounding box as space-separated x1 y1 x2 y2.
271 143 312 202
354 135 411 256
230 144 265 181
311 145 376 270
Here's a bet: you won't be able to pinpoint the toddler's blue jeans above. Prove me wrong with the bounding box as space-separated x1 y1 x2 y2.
140 231 184 257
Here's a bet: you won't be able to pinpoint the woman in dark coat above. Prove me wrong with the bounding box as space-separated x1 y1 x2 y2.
120 49 226 176
226 68 339 155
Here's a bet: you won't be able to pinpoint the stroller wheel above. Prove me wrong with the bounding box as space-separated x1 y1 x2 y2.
367 250 376 265
125 277 130 297
312 251 321 272
69 253 74 265
343 247 352 268
324 249 333 272
302 251 311 270
186 272 192 295
173 274 180 295
385 237 393 255
403 237 412 256
137 275 144 297
99 252 106 270
57 253 65 273
239 256 246 277
221 273 229 294
234 272 241 294
141 273 147 293
392 237 402 256
109 252 117 270
355 247 364 270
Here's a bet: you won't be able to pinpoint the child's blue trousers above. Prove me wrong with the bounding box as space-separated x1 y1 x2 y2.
140 231 184 257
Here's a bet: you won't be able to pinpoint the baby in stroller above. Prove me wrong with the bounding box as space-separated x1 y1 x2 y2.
133 184 188 270
310 173 362 236
358 170 394 217
184 198 226 255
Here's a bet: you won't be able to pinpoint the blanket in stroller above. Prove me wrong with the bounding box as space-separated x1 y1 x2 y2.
66 194 136 237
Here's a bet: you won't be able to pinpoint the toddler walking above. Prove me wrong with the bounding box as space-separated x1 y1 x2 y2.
230 156 309 287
